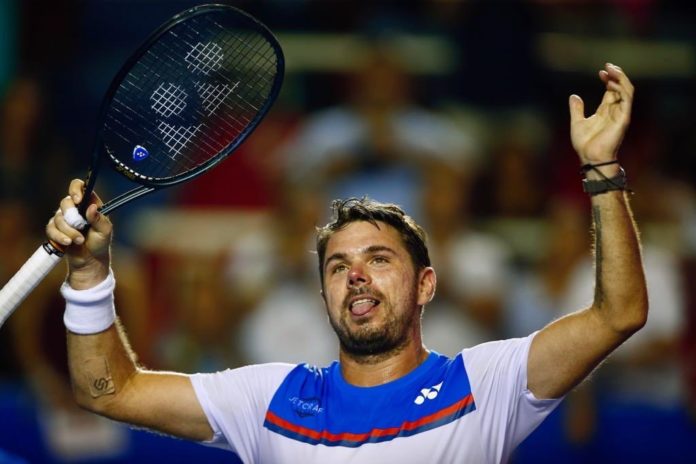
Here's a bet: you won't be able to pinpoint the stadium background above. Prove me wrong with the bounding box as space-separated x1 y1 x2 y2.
0 0 694 462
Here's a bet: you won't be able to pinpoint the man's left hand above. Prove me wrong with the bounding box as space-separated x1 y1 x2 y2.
569 63 634 169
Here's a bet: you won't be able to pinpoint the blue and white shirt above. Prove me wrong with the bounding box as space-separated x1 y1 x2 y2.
191 333 561 463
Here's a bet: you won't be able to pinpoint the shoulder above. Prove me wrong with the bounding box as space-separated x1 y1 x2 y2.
462 334 534 360
270 362 334 393
191 363 297 401
460 334 536 388
461 334 563 463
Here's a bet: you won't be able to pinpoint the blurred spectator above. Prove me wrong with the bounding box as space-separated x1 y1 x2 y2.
0 75 71 380
503 199 591 339
155 252 252 372
420 162 512 356
236 182 338 365
470 110 551 218
278 40 474 224
0 77 72 227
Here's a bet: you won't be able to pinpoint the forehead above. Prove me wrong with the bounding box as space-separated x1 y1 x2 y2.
324 221 407 259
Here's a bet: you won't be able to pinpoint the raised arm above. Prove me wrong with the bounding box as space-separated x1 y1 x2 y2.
527 63 648 399
46 179 213 440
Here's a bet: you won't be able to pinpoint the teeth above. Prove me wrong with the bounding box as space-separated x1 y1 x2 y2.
350 298 377 308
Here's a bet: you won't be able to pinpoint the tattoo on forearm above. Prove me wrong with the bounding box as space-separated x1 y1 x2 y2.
592 205 605 305
85 357 116 398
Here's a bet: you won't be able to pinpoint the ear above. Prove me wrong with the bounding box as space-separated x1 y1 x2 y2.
320 288 326 303
417 267 436 306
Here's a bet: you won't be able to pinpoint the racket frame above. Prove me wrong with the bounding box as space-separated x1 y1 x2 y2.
80 3 285 216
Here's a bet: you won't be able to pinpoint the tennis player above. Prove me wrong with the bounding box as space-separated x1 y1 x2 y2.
46 63 645 462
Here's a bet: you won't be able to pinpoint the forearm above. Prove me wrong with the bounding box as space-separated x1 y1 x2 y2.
63 260 141 416
528 187 647 399
66 296 212 441
67 319 139 415
590 188 647 334
48 181 212 440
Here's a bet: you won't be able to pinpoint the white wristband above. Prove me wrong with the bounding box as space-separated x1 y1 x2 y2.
61 271 116 334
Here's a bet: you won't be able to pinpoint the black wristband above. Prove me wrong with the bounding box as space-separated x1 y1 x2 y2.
582 167 628 195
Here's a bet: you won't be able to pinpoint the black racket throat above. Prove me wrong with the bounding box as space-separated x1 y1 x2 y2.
77 156 101 217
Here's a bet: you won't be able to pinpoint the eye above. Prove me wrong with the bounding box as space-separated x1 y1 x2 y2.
371 256 389 265
331 263 348 274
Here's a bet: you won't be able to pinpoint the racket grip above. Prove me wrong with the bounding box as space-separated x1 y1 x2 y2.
0 243 64 328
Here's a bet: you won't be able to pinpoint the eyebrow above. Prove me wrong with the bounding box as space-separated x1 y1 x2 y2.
324 245 398 269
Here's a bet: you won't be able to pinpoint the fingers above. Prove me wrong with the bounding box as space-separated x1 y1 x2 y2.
68 178 103 209
83 190 110 235
46 199 85 247
604 63 634 96
46 179 112 247
84 202 112 236
68 179 85 205
568 94 585 124
600 63 634 110
46 217 71 247
90 190 104 209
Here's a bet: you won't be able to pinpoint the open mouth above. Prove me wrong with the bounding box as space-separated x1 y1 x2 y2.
349 297 380 317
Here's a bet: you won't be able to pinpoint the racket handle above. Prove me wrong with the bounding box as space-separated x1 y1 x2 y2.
0 242 64 328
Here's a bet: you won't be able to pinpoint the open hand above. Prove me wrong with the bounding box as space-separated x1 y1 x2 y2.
569 63 634 166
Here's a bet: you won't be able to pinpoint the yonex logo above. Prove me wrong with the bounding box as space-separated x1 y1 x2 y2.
150 41 240 159
150 83 188 118
132 145 149 161
414 381 443 405
185 41 224 75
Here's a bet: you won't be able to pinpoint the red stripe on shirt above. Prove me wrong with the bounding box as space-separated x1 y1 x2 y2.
265 393 474 444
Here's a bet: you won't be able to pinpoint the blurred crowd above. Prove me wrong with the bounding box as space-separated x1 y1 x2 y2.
0 1 695 462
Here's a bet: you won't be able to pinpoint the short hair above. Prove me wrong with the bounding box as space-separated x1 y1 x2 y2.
316 198 430 283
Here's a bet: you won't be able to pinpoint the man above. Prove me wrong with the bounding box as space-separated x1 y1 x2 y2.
47 63 645 462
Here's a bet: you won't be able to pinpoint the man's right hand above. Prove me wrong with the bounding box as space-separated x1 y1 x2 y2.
46 179 113 290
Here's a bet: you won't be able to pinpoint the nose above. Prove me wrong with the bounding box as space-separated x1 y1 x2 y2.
347 265 371 288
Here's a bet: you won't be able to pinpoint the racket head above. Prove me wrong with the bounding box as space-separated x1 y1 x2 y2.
93 4 284 187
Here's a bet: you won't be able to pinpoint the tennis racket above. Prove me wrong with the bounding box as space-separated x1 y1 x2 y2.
0 4 284 327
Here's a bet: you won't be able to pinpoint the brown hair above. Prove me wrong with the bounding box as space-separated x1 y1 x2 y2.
316 198 430 283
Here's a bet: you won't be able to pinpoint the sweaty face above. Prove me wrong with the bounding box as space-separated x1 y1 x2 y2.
322 221 426 357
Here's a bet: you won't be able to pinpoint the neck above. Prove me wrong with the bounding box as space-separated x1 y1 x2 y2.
339 332 429 387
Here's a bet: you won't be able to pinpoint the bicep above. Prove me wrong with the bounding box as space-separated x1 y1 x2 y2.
111 371 213 441
527 308 626 399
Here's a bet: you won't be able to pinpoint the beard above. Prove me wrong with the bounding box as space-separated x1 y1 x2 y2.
328 286 418 361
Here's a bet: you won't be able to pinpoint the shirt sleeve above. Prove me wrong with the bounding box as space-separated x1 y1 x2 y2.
190 363 294 462
462 332 563 463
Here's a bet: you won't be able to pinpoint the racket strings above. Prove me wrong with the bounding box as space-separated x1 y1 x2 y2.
167 24 277 117
159 31 273 170
103 11 280 181
185 41 224 75
150 83 189 118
